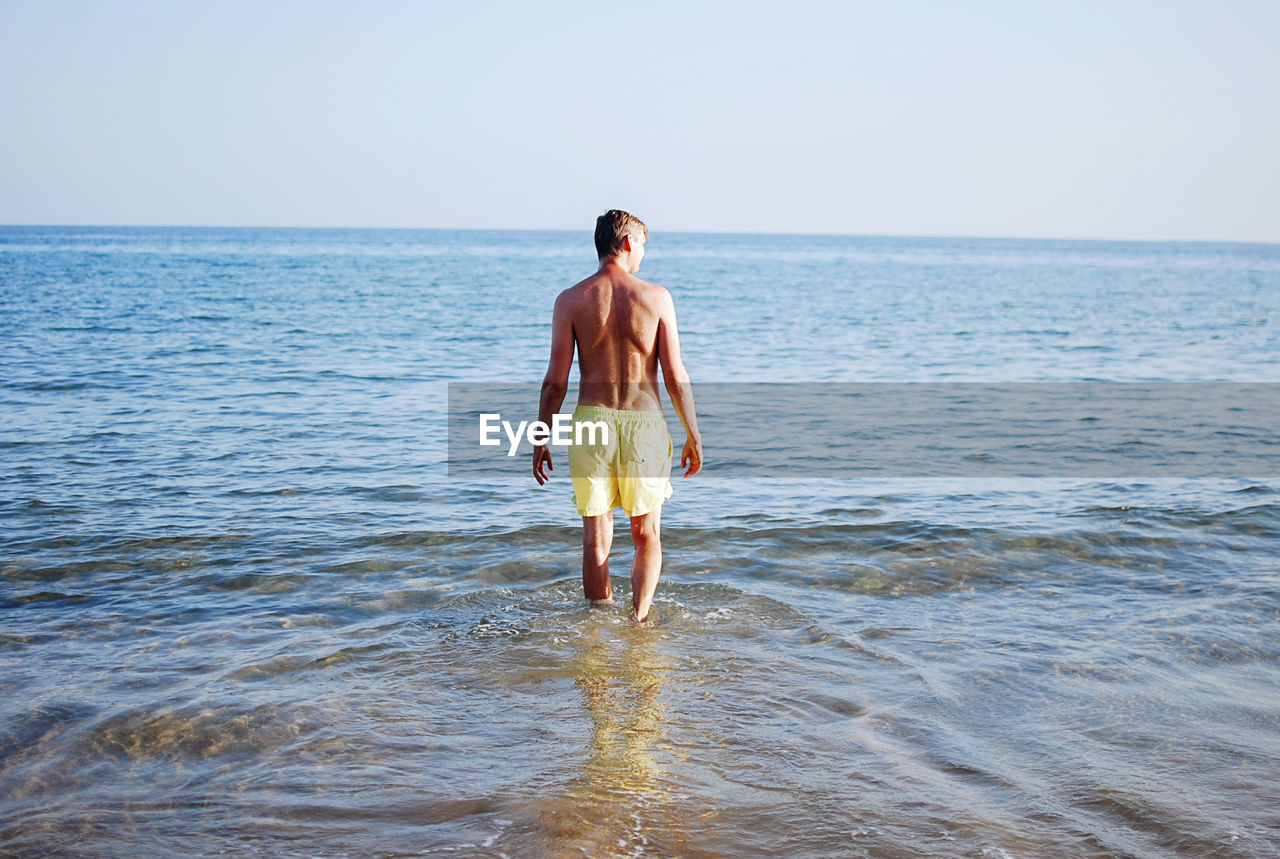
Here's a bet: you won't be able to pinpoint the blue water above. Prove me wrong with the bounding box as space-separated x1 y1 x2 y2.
2 226 1279 856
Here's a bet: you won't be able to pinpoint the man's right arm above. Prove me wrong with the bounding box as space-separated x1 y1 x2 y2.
656 289 703 478
534 292 574 485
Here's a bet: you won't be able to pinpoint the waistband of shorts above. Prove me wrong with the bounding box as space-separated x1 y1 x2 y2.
572 404 667 422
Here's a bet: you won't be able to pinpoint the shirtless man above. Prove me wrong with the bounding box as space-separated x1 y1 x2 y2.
533 210 703 623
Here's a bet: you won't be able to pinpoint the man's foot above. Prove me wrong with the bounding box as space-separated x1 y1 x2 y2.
588 597 615 607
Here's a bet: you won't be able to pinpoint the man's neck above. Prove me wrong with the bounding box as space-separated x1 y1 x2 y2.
599 256 632 275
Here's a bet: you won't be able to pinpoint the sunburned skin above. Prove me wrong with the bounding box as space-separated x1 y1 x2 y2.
533 216 703 624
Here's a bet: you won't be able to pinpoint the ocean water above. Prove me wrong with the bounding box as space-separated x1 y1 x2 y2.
2 225 1279 857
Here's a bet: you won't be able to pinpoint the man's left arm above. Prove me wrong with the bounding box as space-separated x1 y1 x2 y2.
534 294 574 484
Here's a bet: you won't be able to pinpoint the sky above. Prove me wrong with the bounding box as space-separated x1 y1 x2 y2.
1 0 1277 241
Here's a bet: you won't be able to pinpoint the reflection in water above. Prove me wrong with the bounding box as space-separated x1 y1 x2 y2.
538 619 686 857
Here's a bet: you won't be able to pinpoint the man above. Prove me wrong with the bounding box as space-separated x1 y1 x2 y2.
533 209 703 623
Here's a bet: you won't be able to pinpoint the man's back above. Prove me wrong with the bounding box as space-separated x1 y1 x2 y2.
558 269 670 411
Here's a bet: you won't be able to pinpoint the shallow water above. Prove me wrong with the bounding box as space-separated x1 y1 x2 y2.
3 227 1280 856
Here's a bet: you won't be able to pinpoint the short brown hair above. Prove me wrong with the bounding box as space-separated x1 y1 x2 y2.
594 209 648 259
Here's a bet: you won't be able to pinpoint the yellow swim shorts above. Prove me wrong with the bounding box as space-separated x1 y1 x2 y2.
568 404 673 517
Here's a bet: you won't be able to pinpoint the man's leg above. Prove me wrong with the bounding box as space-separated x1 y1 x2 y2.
582 512 614 603
629 507 662 622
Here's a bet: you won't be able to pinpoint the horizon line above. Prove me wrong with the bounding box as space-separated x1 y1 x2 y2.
0 222 1276 248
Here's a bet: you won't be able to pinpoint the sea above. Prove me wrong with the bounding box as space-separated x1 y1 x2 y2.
2 225 1279 857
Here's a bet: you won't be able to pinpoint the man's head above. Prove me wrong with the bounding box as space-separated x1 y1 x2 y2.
595 209 648 265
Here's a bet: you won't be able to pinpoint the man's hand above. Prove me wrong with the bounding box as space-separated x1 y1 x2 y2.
533 445 554 485
681 436 703 478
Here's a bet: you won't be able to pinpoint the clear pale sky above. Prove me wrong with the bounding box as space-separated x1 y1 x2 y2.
2 0 1277 241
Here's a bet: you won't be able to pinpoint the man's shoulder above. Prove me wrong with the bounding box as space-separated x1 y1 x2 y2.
555 275 597 305
639 279 675 315
628 275 672 303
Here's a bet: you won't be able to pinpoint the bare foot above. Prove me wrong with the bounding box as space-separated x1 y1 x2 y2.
588 597 615 607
